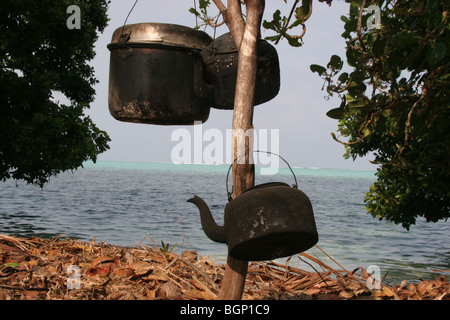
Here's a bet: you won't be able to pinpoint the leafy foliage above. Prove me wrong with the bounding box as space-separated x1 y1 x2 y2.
311 0 449 229
0 0 111 187
189 0 221 30
190 0 332 41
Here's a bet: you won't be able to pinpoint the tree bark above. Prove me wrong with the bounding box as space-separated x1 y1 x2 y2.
213 0 245 47
213 0 265 300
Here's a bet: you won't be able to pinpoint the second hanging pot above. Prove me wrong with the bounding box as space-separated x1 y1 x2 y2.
200 32 281 110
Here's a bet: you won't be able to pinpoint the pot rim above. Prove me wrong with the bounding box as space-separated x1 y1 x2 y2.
108 22 212 50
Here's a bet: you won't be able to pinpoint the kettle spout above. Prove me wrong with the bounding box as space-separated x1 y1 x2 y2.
188 195 226 243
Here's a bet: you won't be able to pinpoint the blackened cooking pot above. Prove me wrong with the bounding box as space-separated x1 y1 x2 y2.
200 32 280 110
107 23 213 125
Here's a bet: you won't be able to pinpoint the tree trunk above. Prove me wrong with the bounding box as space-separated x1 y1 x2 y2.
213 0 265 300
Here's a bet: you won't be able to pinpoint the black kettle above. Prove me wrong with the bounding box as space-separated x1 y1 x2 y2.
188 152 318 261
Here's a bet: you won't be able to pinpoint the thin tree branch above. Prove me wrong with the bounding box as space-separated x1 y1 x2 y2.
208 19 225 27
396 93 425 165
286 23 306 39
332 134 366 146
356 0 367 52
276 0 300 45
213 0 246 48
276 0 312 44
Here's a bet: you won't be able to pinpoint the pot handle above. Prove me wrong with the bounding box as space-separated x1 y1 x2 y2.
115 29 134 61
226 150 298 202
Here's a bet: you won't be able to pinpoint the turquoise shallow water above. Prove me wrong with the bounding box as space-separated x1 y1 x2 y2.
0 161 448 284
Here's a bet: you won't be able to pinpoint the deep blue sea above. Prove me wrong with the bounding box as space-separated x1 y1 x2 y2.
1 161 448 284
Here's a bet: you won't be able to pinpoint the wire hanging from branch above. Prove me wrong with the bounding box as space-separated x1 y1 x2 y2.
123 0 139 27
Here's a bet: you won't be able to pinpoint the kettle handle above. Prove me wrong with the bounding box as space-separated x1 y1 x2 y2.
226 150 298 202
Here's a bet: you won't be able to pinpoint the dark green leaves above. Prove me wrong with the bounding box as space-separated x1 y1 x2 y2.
310 55 343 76
326 96 346 120
372 37 386 57
310 0 450 229
426 41 447 67
0 0 111 187
346 49 362 68
327 55 343 70
310 64 327 75
349 70 365 82
326 108 345 119
338 72 349 83
294 0 312 24
262 0 315 47
263 9 305 46
391 30 422 46
189 0 218 30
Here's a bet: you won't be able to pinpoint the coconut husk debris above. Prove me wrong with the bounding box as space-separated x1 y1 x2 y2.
0 234 448 300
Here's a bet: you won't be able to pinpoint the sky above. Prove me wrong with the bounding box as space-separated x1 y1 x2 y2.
86 0 376 171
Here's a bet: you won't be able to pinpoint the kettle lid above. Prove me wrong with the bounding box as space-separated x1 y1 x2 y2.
243 182 290 193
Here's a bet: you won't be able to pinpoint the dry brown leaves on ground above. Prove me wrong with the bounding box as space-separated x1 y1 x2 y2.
0 234 448 300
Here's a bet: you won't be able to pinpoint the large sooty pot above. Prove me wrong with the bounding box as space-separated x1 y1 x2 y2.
200 32 280 110
107 23 213 125
187 153 318 261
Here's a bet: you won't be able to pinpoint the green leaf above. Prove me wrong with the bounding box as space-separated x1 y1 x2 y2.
310 64 327 75
426 41 447 67
287 36 303 47
198 0 211 10
264 35 282 42
349 3 359 17
384 68 401 80
392 31 422 46
262 20 276 31
372 37 386 57
347 81 366 96
346 49 360 67
327 55 343 70
326 107 345 119
295 0 312 22
438 73 450 81
3 262 20 268
272 10 282 25
189 8 200 17
263 10 282 32
348 99 366 108
361 127 371 137
338 72 349 83
341 15 350 23
350 70 365 82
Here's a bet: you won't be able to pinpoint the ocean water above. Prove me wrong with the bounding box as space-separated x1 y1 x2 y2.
1 161 448 285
